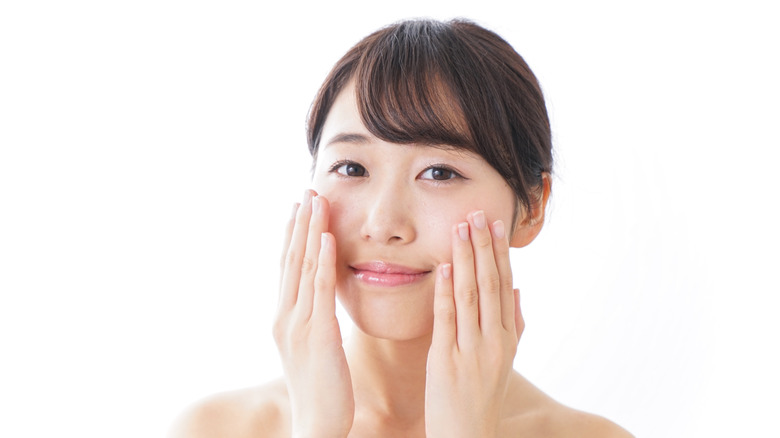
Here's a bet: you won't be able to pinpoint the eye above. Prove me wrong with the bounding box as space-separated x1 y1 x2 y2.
419 165 461 181
329 160 367 177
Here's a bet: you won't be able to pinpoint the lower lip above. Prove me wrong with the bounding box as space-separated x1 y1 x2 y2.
351 269 429 287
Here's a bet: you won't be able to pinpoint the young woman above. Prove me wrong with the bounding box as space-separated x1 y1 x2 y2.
172 19 632 438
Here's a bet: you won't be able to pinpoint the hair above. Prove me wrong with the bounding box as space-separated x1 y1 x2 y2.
307 18 553 219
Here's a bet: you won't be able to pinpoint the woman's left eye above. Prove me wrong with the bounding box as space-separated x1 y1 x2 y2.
419 166 461 181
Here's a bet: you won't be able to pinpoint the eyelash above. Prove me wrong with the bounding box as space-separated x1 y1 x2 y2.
418 164 464 182
328 159 367 177
327 160 465 182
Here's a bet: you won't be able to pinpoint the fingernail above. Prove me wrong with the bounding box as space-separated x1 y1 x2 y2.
441 263 452 279
458 222 469 241
321 232 329 248
493 220 505 239
291 202 300 218
303 190 312 205
472 210 486 229
312 195 321 212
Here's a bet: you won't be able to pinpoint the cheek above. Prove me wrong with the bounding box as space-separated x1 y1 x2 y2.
312 177 515 263
421 191 499 228
416 197 473 261
311 184 356 246
325 199 351 239
420 191 516 255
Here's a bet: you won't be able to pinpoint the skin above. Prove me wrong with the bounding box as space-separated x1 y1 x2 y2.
169 84 634 438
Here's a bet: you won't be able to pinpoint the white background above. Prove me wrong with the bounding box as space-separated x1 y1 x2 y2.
1 1 778 437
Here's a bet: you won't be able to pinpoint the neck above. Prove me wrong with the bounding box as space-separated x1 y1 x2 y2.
345 326 431 424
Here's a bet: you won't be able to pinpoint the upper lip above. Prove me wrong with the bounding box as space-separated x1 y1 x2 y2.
350 261 430 275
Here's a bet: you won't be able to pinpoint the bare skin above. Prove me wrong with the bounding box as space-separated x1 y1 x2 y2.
169 371 632 438
169 192 632 438
170 84 633 438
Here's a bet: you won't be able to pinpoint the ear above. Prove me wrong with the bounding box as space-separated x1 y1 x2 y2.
510 173 551 248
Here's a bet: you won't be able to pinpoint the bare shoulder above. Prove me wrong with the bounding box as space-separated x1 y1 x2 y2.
510 406 634 438
168 378 290 438
501 373 634 438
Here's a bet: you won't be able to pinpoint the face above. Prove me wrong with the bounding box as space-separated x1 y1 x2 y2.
312 83 518 341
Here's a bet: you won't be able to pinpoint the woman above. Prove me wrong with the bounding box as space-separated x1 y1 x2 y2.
172 19 632 437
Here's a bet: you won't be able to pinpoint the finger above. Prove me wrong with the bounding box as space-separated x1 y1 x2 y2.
491 219 515 333
468 210 502 335
432 263 456 350
452 221 480 348
279 190 314 311
514 288 524 341
279 202 300 289
312 232 338 318
296 194 329 319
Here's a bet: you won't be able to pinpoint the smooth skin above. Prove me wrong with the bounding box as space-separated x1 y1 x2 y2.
169 83 633 438
425 215 523 438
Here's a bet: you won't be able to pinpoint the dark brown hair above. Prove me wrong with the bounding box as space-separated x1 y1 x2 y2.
307 18 552 217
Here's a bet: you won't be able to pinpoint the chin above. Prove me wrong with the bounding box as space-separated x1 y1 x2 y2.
337 284 434 341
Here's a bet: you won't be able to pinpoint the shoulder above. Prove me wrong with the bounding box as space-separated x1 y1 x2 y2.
501 373 633 438
512 407 633 438
168 378 290 438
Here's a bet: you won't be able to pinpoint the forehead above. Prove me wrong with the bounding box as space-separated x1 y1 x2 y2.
319 82 364 147
319 81 471 158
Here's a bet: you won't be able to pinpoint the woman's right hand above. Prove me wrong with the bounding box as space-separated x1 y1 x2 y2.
273 190 354 437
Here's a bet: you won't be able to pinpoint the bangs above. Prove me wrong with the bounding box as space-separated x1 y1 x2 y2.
307 18 553 219
352 21 472 149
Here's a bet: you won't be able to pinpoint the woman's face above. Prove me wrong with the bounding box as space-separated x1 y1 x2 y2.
312 83 519 341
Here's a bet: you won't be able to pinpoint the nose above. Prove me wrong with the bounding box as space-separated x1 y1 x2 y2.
359 182 416 245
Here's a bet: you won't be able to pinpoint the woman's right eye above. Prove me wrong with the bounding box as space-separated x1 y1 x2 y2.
331 161 367 177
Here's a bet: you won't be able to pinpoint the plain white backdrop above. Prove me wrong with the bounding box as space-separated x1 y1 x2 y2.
1 1 778 437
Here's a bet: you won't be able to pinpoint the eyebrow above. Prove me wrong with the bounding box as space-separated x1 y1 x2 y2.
325 132 372 147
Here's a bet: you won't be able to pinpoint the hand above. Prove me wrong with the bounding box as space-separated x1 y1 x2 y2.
425 210 524 438
273 190 354 438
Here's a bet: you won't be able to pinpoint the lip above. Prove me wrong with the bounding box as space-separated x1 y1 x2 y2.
349 261 431 287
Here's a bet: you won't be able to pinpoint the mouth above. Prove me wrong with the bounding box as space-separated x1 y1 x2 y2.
349 261 431 287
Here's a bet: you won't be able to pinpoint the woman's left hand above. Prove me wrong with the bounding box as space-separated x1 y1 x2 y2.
424 210 523 438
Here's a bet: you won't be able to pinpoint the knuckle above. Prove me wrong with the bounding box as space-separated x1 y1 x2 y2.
483 274 501 292
300 255 317 275
459 287 479 306
284 248 302 268
500 276 513 292
476 235 493 249
434 304 456 321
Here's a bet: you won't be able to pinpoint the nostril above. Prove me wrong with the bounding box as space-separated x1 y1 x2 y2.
359 197 416 244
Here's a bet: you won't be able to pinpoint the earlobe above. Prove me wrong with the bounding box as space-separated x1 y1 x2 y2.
510 173 551 248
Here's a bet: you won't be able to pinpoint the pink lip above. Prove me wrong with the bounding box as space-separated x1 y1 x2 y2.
350 261 430 287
